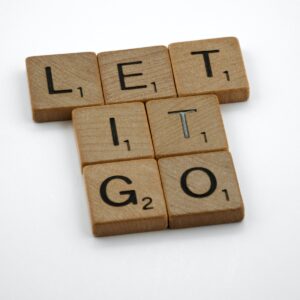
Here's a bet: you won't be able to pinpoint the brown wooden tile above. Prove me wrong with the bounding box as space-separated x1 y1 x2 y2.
146 95 228 158
26 52 104 122
158 151 244 229
98 46 177 104
169 37 249 103
72 102 154 168
83 159 168 236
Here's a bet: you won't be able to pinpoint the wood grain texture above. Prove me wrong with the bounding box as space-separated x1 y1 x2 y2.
146 95 228 158
169 37 249 103
158 151 244 229
98 46 177 104
72 102 154 168
26 52 104 122
83 159 168 236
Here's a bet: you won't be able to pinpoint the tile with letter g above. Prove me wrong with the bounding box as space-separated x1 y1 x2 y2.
83 159 168 236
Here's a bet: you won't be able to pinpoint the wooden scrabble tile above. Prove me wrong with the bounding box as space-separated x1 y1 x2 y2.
169 37 249 103
98 46 177 104
83 159 168 236
26 52 104 122
72 102 154 168
146 95 228 158
158 152 244 229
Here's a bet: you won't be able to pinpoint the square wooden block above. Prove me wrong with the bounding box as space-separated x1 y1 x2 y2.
83 159 168 236
26 52 104 122
158 152 244 229
169 37 249 103
98 46 177 104
72 102 154 168
146 95 228 158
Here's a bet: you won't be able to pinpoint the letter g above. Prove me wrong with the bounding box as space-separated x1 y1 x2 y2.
99 175 137 207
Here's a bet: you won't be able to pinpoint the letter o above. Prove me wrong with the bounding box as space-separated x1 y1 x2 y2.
180 167 217 198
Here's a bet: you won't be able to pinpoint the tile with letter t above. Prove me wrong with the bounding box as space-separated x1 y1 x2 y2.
98 46 177 104
146 95 228 158
83 159 168 236
26 52 104 122
169 37 250 103
158 151 244 229
72 102 154 168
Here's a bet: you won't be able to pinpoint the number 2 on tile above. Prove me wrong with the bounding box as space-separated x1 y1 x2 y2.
142 197 154 210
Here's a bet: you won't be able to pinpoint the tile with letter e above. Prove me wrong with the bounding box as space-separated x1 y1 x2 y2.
26 52 104 122
83 159 168 236
158 151 244 229
169 37 249 103
72 102 154 168
98 46 177 104
146 95 228 158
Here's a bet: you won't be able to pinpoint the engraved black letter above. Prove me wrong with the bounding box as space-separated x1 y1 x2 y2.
99 175 137 207
117 61 147 90
45 66 73 94
180 167 217 198
190 50 220 77
109 117 119 146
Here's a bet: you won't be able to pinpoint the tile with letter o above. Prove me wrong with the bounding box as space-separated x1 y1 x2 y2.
146 95 228 158
26 52 104 122
83 159 168 236
169 37 249 103
158 151 244 229
98 46 177 104
72 102 154 168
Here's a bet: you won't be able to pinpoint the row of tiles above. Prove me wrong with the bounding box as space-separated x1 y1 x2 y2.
84 152 244 237
73 95 228 168
26 37 249 122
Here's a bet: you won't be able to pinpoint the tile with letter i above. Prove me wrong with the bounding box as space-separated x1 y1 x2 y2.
158 151 244 229
26 52 104 122
72 102 154 168
83 159 168 236
146 95 228 158
169 37 249 103
98 46 177 104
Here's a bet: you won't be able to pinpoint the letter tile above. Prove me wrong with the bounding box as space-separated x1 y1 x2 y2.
158 152 244 229
72 102 154 168
146 95 228 158
26 52 104 122
98 46 177 104
84 159 168 236
169 37 249 103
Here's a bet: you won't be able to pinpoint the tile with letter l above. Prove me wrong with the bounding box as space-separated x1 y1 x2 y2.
158 151 244 229
146 95 228 158
72 102 154 168
98 46 177 104
169 37 249 103
83 159 168 236
26 52 104 122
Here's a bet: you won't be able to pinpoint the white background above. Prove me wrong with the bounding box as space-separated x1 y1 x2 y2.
0 0 299 299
